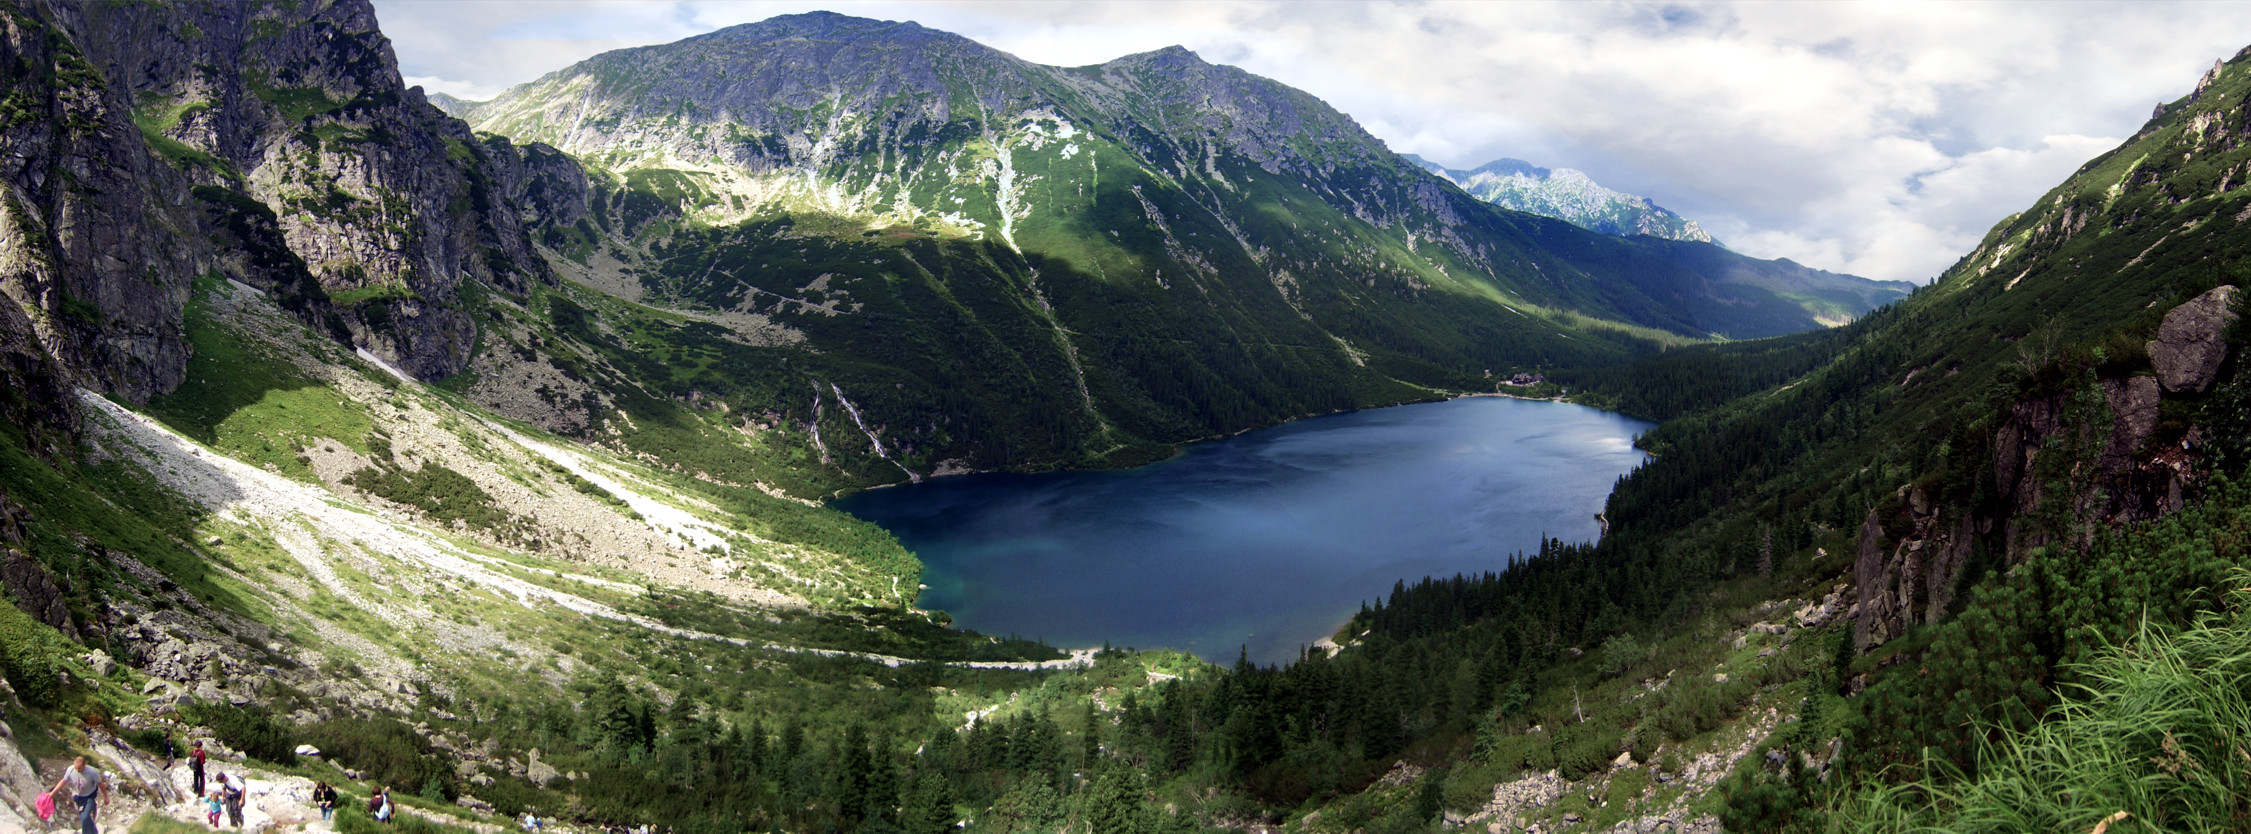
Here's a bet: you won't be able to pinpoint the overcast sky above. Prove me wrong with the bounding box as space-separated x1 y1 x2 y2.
372 0 2251 284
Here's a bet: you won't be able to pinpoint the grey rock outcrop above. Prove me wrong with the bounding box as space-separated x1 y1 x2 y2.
0 720 46 830
1852 508 1894 650
2148 285 2238 392
481 135 591 232
0 292 81 456
2100 375 2163 469
0 498 73 636
525 748 560 787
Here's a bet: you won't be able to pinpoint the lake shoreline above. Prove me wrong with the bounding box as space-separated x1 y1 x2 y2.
838 387 1590 496
839 396 1653 666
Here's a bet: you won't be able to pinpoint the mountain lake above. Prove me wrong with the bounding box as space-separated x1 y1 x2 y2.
832 396 1653 665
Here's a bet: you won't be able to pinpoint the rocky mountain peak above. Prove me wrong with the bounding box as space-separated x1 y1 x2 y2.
1413 154 1719 245
1466 157 1551 179
1105 44 1206 70
693 10 948 45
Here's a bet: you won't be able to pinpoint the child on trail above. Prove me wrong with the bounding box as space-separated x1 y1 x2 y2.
203 788 222 827
49 755 109 834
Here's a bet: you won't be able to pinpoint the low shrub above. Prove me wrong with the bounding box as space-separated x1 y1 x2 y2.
124 726 175 757
183 702 297 765
0 602 64 707
1551 722 1623 780
302 716 453 802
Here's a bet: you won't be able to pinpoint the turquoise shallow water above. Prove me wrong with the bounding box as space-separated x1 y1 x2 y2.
832 397 1652 665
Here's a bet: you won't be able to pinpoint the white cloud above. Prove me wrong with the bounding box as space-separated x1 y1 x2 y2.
369 0 2251 283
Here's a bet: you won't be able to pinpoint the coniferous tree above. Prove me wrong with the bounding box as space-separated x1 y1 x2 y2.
866 730 900 828
1079 764 1149 834
1081 699 1102 769
898 767 954 834
1758 524 1774 578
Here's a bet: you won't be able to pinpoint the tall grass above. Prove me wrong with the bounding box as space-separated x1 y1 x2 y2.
1831 577 2251 832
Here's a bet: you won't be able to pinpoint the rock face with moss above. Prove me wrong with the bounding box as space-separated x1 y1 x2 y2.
0 2 206 403
72 0 552 380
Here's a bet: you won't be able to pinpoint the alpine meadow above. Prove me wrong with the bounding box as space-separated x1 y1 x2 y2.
0 2 2245 833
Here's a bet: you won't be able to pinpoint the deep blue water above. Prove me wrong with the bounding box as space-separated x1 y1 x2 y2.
832 397 1652 665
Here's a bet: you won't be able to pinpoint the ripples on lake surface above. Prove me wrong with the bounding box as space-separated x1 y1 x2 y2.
832 397 1652 665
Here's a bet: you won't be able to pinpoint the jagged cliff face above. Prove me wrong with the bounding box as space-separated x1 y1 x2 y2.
72 0 551 380
0 3 206 403
1410 155 1717 245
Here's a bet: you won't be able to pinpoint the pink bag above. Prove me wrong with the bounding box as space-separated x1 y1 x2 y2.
34 791 53 822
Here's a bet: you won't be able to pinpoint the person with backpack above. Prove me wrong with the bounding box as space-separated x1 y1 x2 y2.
49 755 108 834
189 739 207 797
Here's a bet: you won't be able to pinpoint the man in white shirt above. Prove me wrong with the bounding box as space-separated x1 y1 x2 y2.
50 755 108 834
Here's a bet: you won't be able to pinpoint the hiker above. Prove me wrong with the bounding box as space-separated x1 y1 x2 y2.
217 773 244 828
189 739 207 797
203 787 222 827
49 755 108 834
314 780 337 821
370 785 394 823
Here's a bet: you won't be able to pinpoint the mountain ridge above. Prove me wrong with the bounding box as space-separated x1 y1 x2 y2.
465 11 1898 340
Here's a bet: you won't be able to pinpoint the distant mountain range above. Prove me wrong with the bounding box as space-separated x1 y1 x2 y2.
1405 154 1719 245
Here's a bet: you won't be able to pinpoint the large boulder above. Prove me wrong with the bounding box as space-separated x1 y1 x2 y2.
2148 285 2239 392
